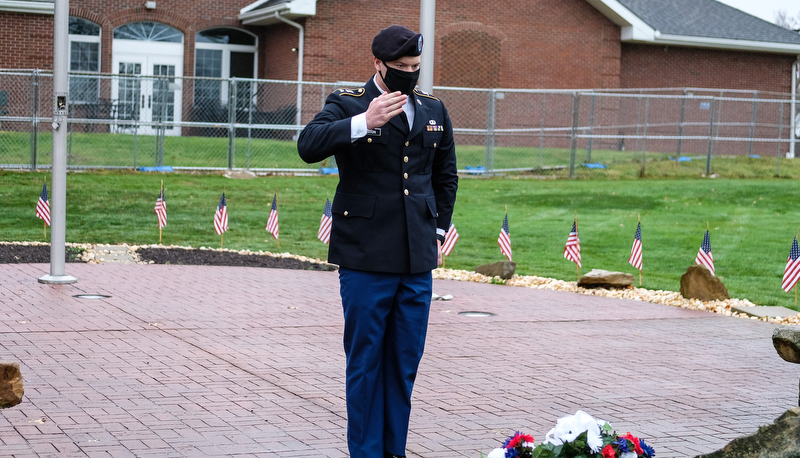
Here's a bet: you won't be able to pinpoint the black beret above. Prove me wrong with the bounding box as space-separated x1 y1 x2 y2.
371 25 423 62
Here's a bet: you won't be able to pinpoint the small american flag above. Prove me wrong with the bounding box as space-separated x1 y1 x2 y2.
782 236 800 292
154 187 167 229
564 220 581 267
265 194 279 240
214 193 228 235
35 183 51 226
498 214 512 261
628 221 642 270
695 229 714 275
318 198 332 244
442 222 459 256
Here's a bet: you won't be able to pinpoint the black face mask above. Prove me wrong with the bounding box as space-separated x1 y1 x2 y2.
380 63 420 95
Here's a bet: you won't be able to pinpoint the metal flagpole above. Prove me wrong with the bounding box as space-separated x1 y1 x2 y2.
575 211 579 282
790 58 797 159
419 0 435 93
43 179 47 240
159 180 163 244
638 213 642 286
275 193 280 250
39 0 76 285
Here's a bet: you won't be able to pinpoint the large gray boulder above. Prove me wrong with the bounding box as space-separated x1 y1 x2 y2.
680 265 730 301
577 269 634 289
475 261 516 280
773 327 800 364
0 361 24 408
695 408 800 458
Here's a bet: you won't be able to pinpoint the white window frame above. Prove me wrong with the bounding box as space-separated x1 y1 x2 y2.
68 23 102 104
195 29 258 106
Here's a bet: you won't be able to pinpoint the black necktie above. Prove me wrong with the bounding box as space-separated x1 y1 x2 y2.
399 111 409 132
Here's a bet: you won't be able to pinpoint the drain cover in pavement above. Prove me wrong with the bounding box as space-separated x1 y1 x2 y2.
73 294 111 299
458 311 495 317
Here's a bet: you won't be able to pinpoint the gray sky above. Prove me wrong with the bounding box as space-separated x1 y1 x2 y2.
716 0 800 23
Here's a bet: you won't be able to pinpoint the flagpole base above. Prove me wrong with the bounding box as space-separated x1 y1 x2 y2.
38 274 77 284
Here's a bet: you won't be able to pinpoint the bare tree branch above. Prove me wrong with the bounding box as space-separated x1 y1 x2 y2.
774 9 800 32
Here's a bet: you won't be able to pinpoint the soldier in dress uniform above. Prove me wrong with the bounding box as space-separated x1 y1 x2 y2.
297 24 458 458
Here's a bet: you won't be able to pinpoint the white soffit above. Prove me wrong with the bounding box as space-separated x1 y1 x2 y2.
585 0 800 54
0 0 54 14
239 0 316 26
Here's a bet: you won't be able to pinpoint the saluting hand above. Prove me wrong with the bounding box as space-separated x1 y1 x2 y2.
365 91 407 130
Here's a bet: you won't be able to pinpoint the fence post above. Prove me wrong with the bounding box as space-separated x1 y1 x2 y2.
748 91 758 156
706 98 716 175
539 92 546 169
30 70 40 170
641 96 650 176
569 92 580 178
133 74 140 168
485 89 495 173
777 101 784 175
677 88 686 157
585 91 595 162
228 78 236 170
246 79 253 170
713 91 723 157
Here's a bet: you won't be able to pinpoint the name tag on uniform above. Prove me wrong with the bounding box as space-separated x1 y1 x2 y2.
366 128 381 136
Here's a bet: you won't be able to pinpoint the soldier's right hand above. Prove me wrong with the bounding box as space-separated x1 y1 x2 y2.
365 92 407 129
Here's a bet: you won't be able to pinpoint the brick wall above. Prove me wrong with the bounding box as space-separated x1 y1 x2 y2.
0 12 55 70
621 43 796 94
0 0 258 76
2 0 796 96
302 0 622 89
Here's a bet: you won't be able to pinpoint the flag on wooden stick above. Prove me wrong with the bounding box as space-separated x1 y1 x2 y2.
498 213 512 261
214 193 228 235
564 219 581 268
628 221 642 270
35 182 51 226
154 187 167 229
266 194 279 240
781 236 800 293
442 222 459 257
695 229 714 275
318 198 332 244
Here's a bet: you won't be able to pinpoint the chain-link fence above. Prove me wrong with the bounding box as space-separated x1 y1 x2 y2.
1 69 797 178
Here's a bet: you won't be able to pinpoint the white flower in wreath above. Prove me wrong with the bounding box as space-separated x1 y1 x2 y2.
487 448 506 458
543 410 605 453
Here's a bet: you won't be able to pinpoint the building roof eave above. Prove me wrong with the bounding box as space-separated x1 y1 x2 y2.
239 0 315 26
649 33 800 54
587 0 800 55
0 0 54 14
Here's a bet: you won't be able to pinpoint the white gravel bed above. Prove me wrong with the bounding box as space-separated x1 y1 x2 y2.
5 242 798 325
433 267 800 326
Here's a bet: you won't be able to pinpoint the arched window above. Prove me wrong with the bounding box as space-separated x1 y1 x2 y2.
194 28 258 109
69 17 101 103
441 30 502 88
114 22 182 42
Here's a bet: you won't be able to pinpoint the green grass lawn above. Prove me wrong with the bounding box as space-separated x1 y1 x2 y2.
3 130 800 179
1 170 798 311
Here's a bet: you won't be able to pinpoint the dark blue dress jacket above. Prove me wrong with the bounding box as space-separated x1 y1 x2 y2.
297 79 458 274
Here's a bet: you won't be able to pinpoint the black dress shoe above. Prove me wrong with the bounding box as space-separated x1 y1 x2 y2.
384 454 406 458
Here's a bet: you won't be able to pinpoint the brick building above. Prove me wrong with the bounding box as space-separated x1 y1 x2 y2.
1 0 799 91
0 0 798 159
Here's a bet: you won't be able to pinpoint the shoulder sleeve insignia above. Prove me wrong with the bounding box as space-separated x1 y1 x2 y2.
336 87 365 97
414 88 440 101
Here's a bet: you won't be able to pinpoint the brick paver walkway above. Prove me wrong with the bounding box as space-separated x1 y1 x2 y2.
0 263 796 457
